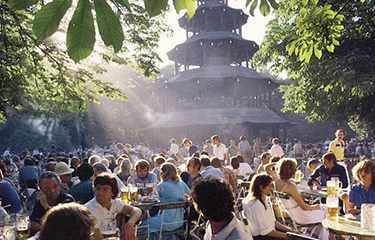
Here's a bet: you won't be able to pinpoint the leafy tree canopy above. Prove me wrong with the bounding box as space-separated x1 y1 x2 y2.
254 0 375 138
0 1 168 122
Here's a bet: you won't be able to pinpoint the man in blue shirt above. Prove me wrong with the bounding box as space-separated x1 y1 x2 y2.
308 152 349 189
127 160 158 196
0 168 22 214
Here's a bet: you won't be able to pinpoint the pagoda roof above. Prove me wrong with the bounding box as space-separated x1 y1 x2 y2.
167 32 258 65
146 107 289 129
178 4 248 31
167 65 277 85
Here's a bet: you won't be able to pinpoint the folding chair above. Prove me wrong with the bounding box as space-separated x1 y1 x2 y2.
158 201 191 240
190 213 207 240
273 191 320 232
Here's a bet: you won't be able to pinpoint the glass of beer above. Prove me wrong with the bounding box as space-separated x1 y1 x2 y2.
326 196 339 220
3 217 16 240
16 213 29 237
129 185 139 203
120 187 129 204
327 180 337 197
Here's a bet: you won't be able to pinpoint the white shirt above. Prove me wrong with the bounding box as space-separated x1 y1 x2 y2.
238 163 254 177
170 143 179 155
269 144 284 158
85 197 125 233
204 215 251 240
242 198 276 237
213 143 228 160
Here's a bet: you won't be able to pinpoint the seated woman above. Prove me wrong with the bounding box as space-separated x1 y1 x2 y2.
84 173 142 239
343 159 375 215
242 174 291 240
144 163 190 236
274 158 325 225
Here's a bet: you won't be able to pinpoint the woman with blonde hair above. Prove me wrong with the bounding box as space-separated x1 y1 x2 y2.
144 163 190 236
274 158 325 225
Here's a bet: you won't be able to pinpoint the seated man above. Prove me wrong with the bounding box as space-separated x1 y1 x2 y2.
30 171 75 235
200 155 224 179
191 177 249 240
127 160 157 196
0 165 22 214
85 173 142 239
308 152 349 189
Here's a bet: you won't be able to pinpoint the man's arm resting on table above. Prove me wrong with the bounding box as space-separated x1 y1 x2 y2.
121 205 142 226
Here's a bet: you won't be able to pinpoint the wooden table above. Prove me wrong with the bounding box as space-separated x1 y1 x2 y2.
322 217 375 240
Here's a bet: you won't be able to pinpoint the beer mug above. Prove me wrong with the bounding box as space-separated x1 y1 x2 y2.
327 180 337 197
326 196 339 220
2 217 16 240
331 177 342 190
129 185 139 203
16 213 29 236
120 187 129 204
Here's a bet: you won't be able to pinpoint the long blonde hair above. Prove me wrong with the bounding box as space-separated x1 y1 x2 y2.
160 163 180 182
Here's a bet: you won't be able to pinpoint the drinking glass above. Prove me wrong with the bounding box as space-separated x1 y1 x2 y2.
129 185 139 203
120 187 129 204
2 217 16 240
16 213 29 237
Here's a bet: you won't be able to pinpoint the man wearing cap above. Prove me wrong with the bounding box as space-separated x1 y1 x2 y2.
54 161 76 191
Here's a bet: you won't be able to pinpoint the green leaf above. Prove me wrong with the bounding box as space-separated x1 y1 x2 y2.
144 0 168 17
326 44 335 53
286 40 296 56
304 45 313 63
7 0 39 10
313 44 322 59
311 0 319 5
332 39 340 46
174 0 196 18
302 0 308 7
32 0 72 41
112 0 131 12
185 0 196 18
259 0 270 16
94 0 124 52
249 0 258 16
267 0 279 9
67 0 95 62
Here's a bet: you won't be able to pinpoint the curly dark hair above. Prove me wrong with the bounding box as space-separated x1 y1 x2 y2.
39 203 94 240
191 177 234 221
94 173 119 199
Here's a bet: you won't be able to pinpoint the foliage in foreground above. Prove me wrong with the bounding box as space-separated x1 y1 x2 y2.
255 0 375 138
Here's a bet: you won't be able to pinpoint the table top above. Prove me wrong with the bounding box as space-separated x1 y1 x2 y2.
322 217 375 237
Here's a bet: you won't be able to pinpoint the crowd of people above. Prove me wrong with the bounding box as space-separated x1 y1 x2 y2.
0 129 375 240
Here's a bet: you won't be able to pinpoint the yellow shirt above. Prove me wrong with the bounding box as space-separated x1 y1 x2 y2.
328 138 345 161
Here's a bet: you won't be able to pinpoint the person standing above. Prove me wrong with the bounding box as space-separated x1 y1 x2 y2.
238 136 252 163
269 138 285 158
211 135 229 164
328 128 345 161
